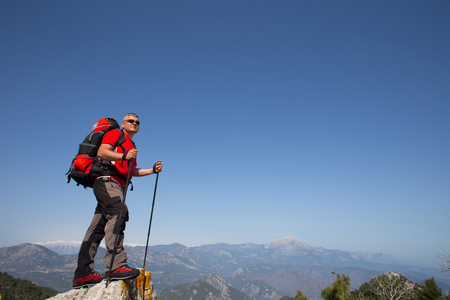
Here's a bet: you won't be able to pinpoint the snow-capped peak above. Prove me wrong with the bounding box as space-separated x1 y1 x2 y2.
35 241 82 255
36 241 81 247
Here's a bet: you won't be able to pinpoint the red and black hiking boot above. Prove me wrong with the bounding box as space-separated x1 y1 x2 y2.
72 271 104 289
109 265 140 281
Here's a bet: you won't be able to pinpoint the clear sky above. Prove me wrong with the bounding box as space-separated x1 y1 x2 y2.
1 1 449 268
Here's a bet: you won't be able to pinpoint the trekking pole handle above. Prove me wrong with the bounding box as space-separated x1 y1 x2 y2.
153 161 162 173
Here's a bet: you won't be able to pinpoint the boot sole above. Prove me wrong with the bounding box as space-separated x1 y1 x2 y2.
110 273 140 281
72 279 105 289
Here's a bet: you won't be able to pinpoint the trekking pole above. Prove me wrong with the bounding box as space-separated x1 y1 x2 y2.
142 167 160 298
106 160 134 287
143 172 160 269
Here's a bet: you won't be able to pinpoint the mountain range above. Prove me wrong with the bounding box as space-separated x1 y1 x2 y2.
1 236 449 299
158 273 255 300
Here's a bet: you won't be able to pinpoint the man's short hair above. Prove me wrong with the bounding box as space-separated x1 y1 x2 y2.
123 113 139 122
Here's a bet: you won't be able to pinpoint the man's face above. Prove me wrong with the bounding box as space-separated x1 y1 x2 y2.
122 116 140 134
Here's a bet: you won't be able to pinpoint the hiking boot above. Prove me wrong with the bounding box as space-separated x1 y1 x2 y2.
72 271 104 288
109 265 140 280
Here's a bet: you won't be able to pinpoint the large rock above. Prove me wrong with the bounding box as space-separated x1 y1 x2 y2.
48 269 156 300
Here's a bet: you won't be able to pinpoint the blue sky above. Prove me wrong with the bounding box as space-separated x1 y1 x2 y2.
1 1 449 268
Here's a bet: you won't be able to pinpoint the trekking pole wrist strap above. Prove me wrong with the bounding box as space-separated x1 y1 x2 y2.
122 149 130 161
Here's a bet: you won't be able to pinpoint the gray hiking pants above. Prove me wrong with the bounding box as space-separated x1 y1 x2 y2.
74 177 129 277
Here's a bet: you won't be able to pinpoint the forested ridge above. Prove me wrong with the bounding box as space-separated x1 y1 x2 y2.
0 272 58 300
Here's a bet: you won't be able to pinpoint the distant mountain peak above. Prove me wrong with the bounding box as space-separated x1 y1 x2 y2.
265 235 312 250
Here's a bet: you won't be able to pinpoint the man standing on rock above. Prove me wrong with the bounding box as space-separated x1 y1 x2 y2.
72 113 163 288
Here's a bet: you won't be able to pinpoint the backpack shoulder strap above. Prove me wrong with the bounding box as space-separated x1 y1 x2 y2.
118 130 127 150
117 130 136 150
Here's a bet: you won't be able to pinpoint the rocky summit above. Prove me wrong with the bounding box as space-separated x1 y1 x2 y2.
47 269 156 300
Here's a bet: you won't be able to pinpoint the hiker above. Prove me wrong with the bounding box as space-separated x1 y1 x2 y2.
72 113 163 288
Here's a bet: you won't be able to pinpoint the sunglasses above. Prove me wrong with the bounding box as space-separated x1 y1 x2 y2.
125 119 140 125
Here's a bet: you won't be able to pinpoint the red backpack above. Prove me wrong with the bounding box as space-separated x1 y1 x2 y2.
66 117 127 188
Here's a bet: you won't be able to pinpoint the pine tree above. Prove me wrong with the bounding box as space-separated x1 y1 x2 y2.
416 277 442 300
321 274 351 300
